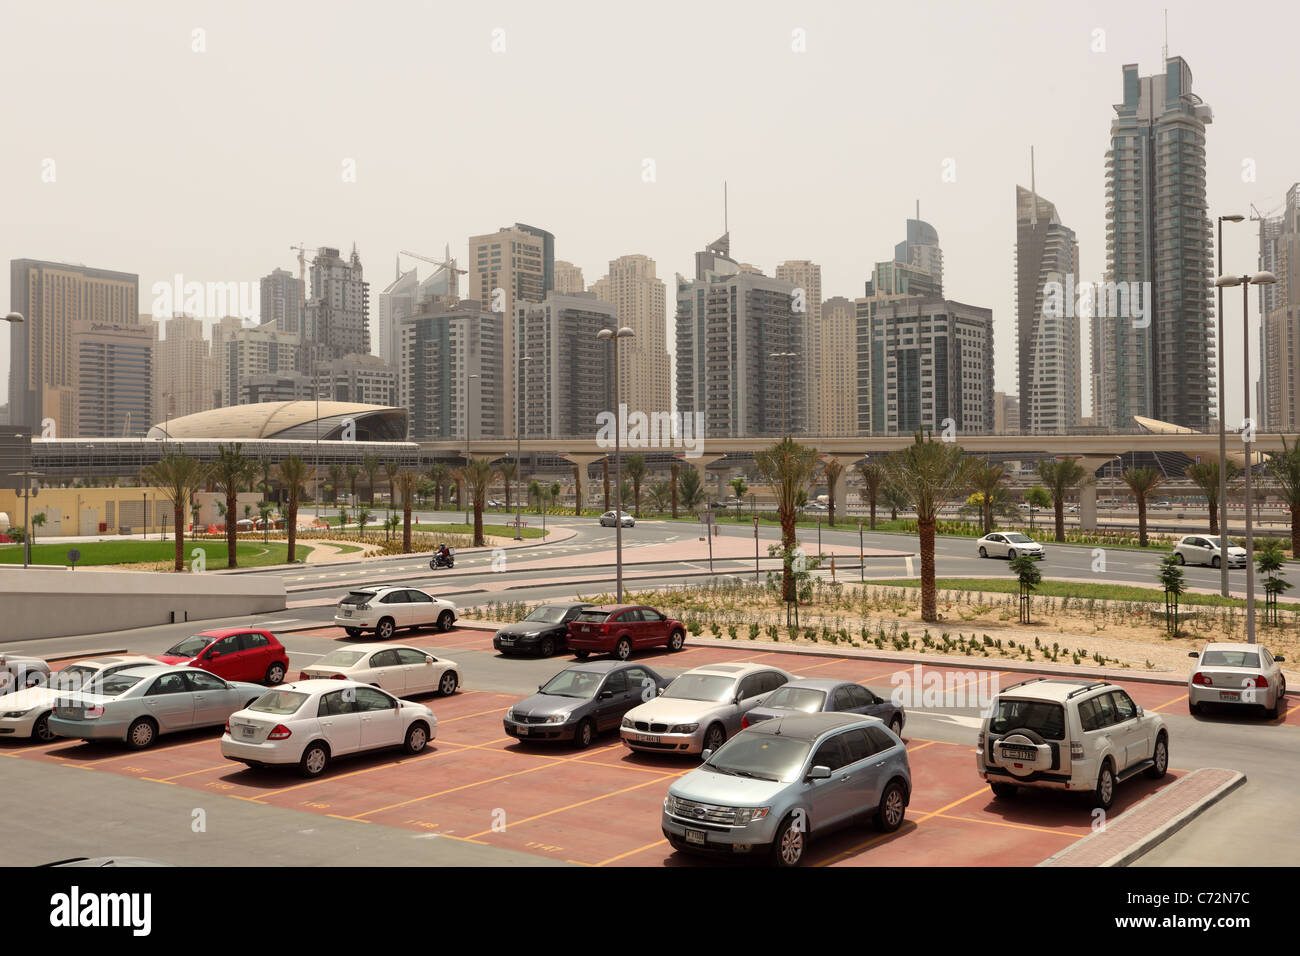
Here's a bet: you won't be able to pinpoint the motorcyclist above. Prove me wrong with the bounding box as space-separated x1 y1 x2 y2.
437 542 451 565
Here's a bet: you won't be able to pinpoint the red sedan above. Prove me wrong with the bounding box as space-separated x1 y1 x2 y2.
566 605 687 661
154 628 289 685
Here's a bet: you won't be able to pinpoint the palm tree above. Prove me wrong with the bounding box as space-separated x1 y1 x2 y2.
276 455 314 564
678 466 706 514
618 479 634 510
456 457 498 546
1121 466 1166 547
528 478 543 513
327 463 343 504
384 460 400 513
256 457 276 505
647 479 673 513
29 512 47 547
1266 437 1300 556
394 470 419 553
755 437 821 602
625 455 647 517
548 481 561 511
428 462 449 512
257 502 273 542
601 457 611 513
211 443 256 568
1037 458 1092 543
572 462 584 516
670 460 680 518
857 460 886 529
883 431 979 622
1024 485 1051 531
498 458 518 514
821 458 845 527
968 462 1011 535
881 482 908 521
356 506 373 537
346 463 360 503
1186 458 1240 536
361 454 381 506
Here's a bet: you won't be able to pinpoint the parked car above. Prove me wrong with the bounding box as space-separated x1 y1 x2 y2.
742 678 905 737
599 510 635 528
493 601 593 657
487 499 505 509
976 677 1168 810
0 654 156 742
566 604 686 660
621 662 792 754
1188 642 1288 718
334 585 457 639
154 629 289 685
0 653 51 693
804 502 829 513
1172 535 1247 569
221 679 435 777
297 644 459 697
48 664 267 750
976 531 1044 560
504 661 672 748
662 713 911 866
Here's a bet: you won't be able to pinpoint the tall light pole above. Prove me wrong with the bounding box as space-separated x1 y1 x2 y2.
515 355 532 540
1215 213 1244 597
769 351 796 435
598 326 635 602
1215 269 1277 644
314 364 322 518
464 372 480 525
9 469 43 568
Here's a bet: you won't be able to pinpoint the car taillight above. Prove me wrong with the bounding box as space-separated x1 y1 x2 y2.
1193 672 1212 686
224 719 231 734
331 674 346 680
741 715 749 729
1251 675 1269 689
600 623 610 633
977 731 984 749
298 672 310 681
1070 741 1084 759
85 705 105 719
268 724 292 740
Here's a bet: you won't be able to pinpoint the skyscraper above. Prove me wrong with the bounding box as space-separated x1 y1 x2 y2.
553 261 585 294
303 245 369 370
816 296 857 436
400 301 503 441
516 292 616 439
73 320 155 437
376 263 420 367
589 254 670 417
894 216 943 293
152 313 217 422
774 260 822 435
259 267 302 335
1015 182 1081 434
9 259 139 434
1260 184 1300 431
1095 57 1215 431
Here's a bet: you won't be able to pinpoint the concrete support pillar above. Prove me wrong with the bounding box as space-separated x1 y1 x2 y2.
558 453 607 515
1076 456 1116 532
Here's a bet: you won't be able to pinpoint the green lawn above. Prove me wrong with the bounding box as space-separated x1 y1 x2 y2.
863 577 1267 609
0 539 312 569
411 522 547 539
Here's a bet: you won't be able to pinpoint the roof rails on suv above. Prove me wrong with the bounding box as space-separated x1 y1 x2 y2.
1065 681 1112 700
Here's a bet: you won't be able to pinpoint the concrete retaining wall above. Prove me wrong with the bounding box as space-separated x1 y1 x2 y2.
0 568 286 642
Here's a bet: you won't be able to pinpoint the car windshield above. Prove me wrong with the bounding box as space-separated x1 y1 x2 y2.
250 691 308 715
315 649 367 668
52 664 99 691
1202 650 1261 668
760 686 827 713
574 611 610 624
705 734 812 783
1004 533 1033 543
524 606 570 624
988 698 1065 740
663 674 736 703
164 636 211 657
341 591 377 606
87 673 144 698
539 670 604 699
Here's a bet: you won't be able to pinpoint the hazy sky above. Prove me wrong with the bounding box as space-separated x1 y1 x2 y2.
2 0 1295 427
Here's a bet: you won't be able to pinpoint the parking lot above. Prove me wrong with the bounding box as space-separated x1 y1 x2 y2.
4 627 1289 867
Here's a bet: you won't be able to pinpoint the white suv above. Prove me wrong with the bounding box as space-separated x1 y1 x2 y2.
334 586 457 640
976 678 1168 810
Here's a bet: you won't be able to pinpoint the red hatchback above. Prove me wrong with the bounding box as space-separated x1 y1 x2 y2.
566 605 687 661
154 628 289 685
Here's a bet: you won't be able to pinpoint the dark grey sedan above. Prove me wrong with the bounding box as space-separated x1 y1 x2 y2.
504 661 671 749
742 678 906 738
492 601 593 657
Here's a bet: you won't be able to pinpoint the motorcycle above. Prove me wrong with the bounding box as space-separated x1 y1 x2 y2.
429 549 455 570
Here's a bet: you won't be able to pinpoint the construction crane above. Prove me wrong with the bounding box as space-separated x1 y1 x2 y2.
289 243 319 315
399 245 467 299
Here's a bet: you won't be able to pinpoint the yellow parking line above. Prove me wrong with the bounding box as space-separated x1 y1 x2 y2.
1150 693 1188 713
936 813 1087 838
595 839 668 867
160 763 233 782
815 784 988 867
251 742 475 800
465 773 671 838
441 707 510 723
787 658 849 675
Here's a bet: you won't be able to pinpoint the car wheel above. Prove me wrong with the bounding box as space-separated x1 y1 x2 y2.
438 670 459 696
1173 552 1185 565
1145 733 1168 779
978 546 988 558
703 723 725 753
265 662 286 685
404 722 430 754
889 715 904 738
1211 555 1221 569
437 610 454 633
574 649 590 660
1189 699 1201 716
126 717 157 750
344 627 362 638
299 742 329 778
875 780 907 832
1008 548 1017 560
990 782 1018 798
1093 762 1115 811
668 629 686 652
770 813 806 867
574 718 595 750
31 711 55 743
376 617 396 640
539 637 555 657
615 638 632 661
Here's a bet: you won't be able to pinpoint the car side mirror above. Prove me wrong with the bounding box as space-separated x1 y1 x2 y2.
1187 651 1199 658
1136 706 1144 717
207 651 221 659
734 694 743 704
599 690 613 699
425 657 434 664
701 749 713 761
1276 654 1286 662
808 765 831 781
657 687 665 696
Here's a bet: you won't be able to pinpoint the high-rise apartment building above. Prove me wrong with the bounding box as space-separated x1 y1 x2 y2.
553 261 585 294
260 267 303 335
1261 184 1300 431
515 292 616 439
241 372 315 405
317 352 397 407
303 245 369 369
894 217 944 293
400 301 503 441
675 234 804 437
212 316 300 408
815 297 857 436
1095 57 1215 431
72 320 155 437
1015 184 1082 434
993 391 1021 434
376 265 420 367
589 255 671 417
8 259 139 434
775 261 823 435
152 313 217 423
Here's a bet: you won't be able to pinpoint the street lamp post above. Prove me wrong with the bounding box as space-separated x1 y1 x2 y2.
598 326 635 603
9 469 43 568
464 372 480 525
515 356 532 540
1216 214 1244 597
1215 269 1278 644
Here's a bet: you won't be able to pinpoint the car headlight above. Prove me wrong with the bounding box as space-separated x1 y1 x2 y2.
2 708 34 718
670 723 699 734
621 716 634 729
544 714 567 724
505 708 516 721
522 631 540 638
734 807 771 826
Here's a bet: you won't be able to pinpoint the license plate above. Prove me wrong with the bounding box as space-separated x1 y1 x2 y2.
241 725 255 738
685 828 707 845
342 609 352 617
1219 691 1240 701
1001 747 1036 761
499 637 513 644
515 725 529 735
634 734 661 744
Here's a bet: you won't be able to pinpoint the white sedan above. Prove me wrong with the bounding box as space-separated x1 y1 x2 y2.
334 585 458 640
298 644 459 697
976 532 1045 560
0 655 156 742
1188 642 1288 718
1173 535 1247 569
221 679 436 777
600 510 635 528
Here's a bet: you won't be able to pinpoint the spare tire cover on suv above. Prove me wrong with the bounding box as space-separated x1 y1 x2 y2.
995 727 1053 777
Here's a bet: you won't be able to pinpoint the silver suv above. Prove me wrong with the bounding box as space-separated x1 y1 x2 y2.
976 678 1168 810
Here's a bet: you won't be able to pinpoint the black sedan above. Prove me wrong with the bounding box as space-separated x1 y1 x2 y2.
493 602 593 657
504 661 672 749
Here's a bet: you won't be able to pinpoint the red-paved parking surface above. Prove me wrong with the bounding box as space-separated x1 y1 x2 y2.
3 628 1285 866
